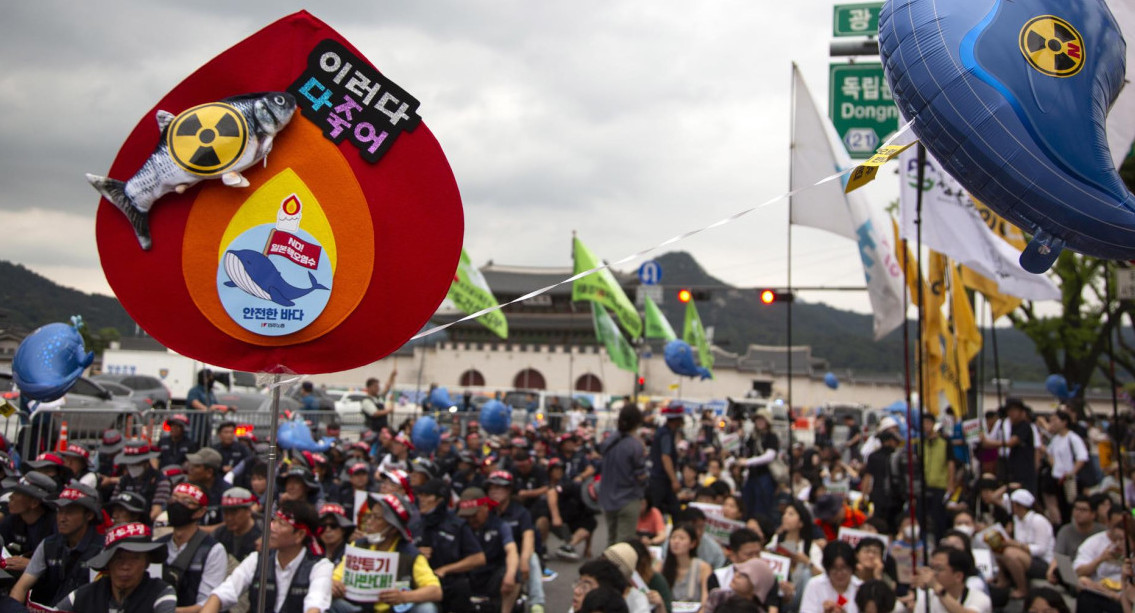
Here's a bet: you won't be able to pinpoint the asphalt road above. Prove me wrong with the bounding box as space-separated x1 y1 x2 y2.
538 517 610 611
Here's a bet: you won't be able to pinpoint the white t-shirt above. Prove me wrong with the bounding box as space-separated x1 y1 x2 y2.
1048 431 1089 479
913 586 993 613
800 574 863 613
1014 511 1055 563
1074 530 1123 583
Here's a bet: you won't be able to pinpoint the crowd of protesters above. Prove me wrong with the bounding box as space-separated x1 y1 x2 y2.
0 371 1132 613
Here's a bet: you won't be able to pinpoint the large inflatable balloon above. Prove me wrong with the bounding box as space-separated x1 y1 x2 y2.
824 372 839 390
277 418 333 452
12 317 94 402
879 0 1134 272
479 399 511 435
664 340 712 380
428 387 455 411
411 415 441 454
1045 374 1080 401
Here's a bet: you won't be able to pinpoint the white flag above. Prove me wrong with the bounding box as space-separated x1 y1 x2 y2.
790 64 906 340
898 150 1061 301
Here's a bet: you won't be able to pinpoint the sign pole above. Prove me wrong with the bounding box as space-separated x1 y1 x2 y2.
255 373 283 613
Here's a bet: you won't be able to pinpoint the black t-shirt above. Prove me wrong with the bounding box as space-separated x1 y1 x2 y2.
865 447 895 503
750 431 779 476
1008 420 1037 492
468 513 514 583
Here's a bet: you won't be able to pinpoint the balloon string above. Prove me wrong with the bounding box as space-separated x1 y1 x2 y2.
414 120 917 341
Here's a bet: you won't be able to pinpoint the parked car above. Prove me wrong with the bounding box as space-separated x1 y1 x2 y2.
93 373 171 410
0 372 138 458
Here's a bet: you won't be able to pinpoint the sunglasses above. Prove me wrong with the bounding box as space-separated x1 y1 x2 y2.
321 523 341 530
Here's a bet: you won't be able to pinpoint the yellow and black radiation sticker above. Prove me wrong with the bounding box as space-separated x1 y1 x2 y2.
167 102 248 175
1019 15 1085 78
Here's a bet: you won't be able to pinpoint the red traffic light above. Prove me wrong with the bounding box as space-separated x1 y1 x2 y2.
758 289 793 304
677 289 692 303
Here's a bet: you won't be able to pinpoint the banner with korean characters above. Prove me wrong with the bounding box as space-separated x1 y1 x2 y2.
342 545 401 603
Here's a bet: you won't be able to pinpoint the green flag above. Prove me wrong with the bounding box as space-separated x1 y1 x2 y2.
592 304 638 373
643 295 677 341
683 300 714 375
444 248 508 339
572 237 642 337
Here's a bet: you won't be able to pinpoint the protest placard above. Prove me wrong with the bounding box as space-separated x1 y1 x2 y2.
342 544 399 603
962 419 983 444
838 527 890 550
719 432 741 454
973 548 995 581
760 552 793 583
705 514 747 546
690 502 723 517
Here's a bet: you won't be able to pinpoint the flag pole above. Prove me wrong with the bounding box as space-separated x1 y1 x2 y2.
1104 263 1129 547
786 63 797 487
911 143 927 569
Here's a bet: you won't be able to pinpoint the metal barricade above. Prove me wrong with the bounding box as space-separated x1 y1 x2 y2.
16 408 145 462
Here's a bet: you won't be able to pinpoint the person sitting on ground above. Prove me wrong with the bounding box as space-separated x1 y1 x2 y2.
906 547 993 613
1073 507 1132 613
1047 494 1104 585
53 522 175 613
112 441 169 520
9 482 103 608
602 541 652 613
799 541 863 613
854 580 897 613
627 538 672 613
659 524 712 611
994 489 1053 599
578 585 631 613
211 487 260 562
571 558 630 613
317 503 354 566
704 556 777 613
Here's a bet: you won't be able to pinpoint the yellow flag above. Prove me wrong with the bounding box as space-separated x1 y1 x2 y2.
922 252 949 416
892 217 922 307
942 264 982 414
958 265 1022 321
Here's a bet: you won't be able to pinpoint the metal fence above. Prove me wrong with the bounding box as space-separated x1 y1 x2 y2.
5 405 622 465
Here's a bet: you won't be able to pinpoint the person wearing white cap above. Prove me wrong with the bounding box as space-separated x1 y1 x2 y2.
859 416 900 460
994 489 1053 599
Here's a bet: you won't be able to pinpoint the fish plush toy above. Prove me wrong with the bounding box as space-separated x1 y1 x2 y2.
879 0 1133 272
87 92 297 250
13 317 95 402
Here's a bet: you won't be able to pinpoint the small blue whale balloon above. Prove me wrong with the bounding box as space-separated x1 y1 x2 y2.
277 418 333 452
479 399 511 435
12 317 94 402
879 0 1134 272
1045 373 1080 401
824 372 840 390
664 339 712 380
411 416 441 454
428 387 454 411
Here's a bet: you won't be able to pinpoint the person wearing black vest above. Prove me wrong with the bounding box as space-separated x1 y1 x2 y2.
97 428 126 501
331 494 442 612
201 500 334 613
212 487 261 562
360 371 396 433
106 491 152 526
112 441 170 520
414 479 484 613
54 522 175 613
210 421 252 476
488 471 547 613
331 461 374 525
158 415 200 469
0 473 59 576
10 481 103 608
156 482 228 612
461 486 520 613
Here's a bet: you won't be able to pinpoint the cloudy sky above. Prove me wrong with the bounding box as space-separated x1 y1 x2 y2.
1 1 902 314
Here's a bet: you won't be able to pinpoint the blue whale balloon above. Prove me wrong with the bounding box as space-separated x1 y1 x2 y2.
824 372 839 390
663 339 712 381
479 399 511 435
12 318 94 402
277 418 333 452
879 0 1133 272
1045 373 1080 400
428 387 454 411
411 416 441 453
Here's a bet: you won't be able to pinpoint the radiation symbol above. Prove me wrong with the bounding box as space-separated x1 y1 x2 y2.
1019 16 1085 78
167 102 249 175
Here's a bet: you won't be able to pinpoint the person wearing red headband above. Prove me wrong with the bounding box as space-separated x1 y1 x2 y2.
201 500 333 613
10 481 104 608
155 482 228 612
461 486 521 613
53 522 174 613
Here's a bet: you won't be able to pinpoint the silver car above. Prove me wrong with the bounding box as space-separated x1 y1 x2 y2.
92 374 172 410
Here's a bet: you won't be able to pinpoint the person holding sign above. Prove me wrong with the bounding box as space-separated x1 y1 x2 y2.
331 493 441 613
905 548 993 613
200 500 334 613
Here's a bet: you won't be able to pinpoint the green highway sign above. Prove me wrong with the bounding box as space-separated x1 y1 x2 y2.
829 62 900 158
833 2 884 37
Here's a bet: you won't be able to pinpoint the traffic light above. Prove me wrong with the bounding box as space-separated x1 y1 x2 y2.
677 289 692 303
636 376 646 393
758 289 794 304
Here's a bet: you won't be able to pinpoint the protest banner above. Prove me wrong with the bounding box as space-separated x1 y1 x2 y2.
719 432 741 454
690 502 724 517
342 544 399 603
